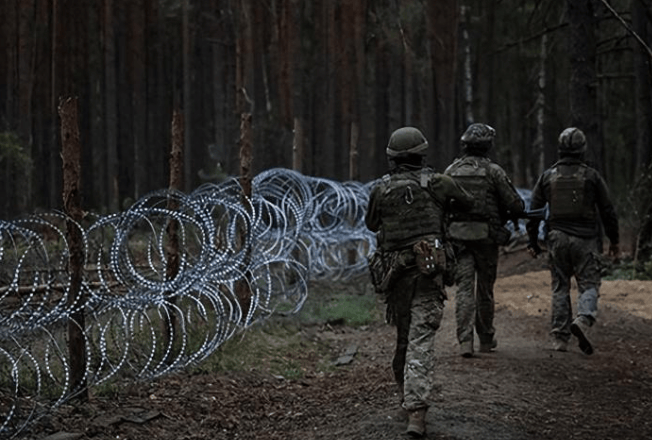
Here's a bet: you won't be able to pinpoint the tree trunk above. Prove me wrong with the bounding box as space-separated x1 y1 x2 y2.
633 0 652 174
373 37 389 177
531 34 548 184
104 0 119 212
567 0 602 170
278 0 294 129
162 108 184 360
427 0 459 169
292 117 304 172
477 0 496 124
236 112 253 322
18 0 36 214
182 0 192 192
129 0 147 200
461 5 474 127
58 96 87 401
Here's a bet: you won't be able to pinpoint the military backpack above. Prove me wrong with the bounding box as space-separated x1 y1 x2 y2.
549 163 594 221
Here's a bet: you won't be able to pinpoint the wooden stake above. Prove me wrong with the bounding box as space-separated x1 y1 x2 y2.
58 96 87 401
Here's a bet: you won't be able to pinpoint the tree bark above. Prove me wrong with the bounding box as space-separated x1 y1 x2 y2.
632 0 652 174
129 0 147 200
182 0 192 192
292 117 304 172
104 0 119 212
18 0 36 214
532 34 548 183
567 0 602 170
427 0 459 169
162 108 184 360
236 112 253 321
58 96 87 401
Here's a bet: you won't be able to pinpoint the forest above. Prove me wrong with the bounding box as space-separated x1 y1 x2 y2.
0 0 651 226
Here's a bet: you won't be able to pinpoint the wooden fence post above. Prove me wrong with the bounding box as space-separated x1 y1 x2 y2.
162 109 184 359
235 112 253 319
58 96 87 400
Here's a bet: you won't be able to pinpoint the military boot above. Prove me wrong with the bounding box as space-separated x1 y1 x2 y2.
460 340 473 358
570 316 593 355
552 337 568 352
406 408 427 438
394 384 407 421
479 339 497 353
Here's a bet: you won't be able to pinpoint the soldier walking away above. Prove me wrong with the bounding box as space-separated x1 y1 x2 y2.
444 123 525 358
365 127 474 438
526 127 619 354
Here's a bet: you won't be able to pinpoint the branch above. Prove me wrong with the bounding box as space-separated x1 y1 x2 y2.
492 23 568 54
599 0 652 60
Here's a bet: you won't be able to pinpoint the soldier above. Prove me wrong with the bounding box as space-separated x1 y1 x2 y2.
526 127 619 354
444 123 525 358
365 127 474 438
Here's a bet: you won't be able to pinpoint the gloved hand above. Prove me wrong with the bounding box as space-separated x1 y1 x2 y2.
527 243 542 258
608 243 620 258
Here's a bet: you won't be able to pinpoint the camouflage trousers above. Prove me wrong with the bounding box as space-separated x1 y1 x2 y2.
388 267 445 411
452 240 499 345
547 230 601 341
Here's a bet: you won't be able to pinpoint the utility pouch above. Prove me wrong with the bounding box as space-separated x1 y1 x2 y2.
413 238 446 276
367 250 398 294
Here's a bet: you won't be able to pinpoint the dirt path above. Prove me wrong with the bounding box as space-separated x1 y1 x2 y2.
28 250 652 440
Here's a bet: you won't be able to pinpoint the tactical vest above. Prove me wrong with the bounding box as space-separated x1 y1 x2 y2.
549 163 595 221
445 158 494 241
378 169 441 251
446 158 491 221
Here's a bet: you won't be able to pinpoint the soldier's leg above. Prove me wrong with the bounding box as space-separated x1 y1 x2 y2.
454 243 476 354
402 276 445 412
474 242 499 348
392 299 412 389
572 236 601 323
547 230 574 341
389 275 415 391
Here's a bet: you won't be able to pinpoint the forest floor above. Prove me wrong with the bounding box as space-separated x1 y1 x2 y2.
26 246 652 440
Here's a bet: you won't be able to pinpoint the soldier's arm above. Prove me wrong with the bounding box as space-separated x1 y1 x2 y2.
595 173 619 246
525 174 546 249
491 165 525 217
439 174 475 211
365 185 382 232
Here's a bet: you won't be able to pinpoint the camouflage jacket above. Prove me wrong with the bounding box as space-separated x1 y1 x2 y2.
365 165 474 252
444 155 525 244
526 157 619 244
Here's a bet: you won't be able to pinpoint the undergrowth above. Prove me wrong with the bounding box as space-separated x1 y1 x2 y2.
190 277 383 379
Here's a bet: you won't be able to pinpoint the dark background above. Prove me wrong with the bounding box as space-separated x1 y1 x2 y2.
0 0 650 221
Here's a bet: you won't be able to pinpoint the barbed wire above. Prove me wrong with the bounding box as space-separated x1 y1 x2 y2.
0 168 376 438
0 168 532 438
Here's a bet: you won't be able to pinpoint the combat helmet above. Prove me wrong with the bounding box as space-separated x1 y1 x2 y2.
461 123 495 153
558 127 586 155
386 127 429 158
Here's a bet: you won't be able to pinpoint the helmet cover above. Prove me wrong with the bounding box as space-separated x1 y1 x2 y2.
461 123 496 144
558 127 586 154
387 127 429 157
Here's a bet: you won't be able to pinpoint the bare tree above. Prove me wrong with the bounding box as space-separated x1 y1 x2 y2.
427 0 459 168
104 0 119 212
566 0 602 170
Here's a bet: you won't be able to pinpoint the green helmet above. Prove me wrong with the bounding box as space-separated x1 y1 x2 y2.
558 127 586 154
461 123 495 152
387 127 429 158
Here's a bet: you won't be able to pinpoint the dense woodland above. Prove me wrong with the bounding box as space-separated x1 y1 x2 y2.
0 0 651 224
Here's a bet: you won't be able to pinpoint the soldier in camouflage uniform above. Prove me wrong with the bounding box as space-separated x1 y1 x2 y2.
365 127 474 438
526 127 619 354
444 123 525 358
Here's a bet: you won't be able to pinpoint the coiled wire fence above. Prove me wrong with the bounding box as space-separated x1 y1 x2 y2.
0 168 376 438
0 167 533 438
